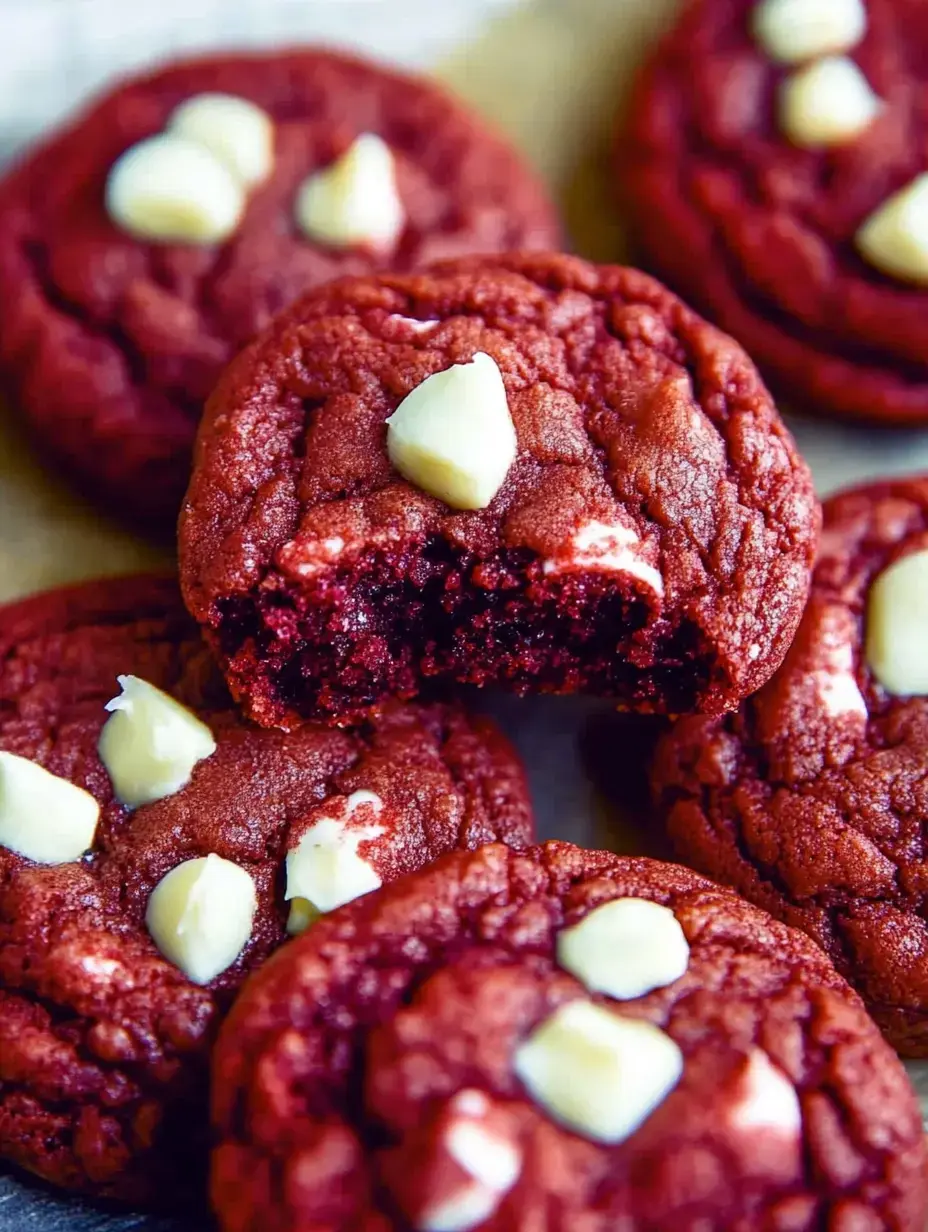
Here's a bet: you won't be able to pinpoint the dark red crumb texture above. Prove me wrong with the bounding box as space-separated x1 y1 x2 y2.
0 50 560 532
211 841 928 1232
653 476 928 1056
179 251 818 729
620 0 928 425
0 575 532 1205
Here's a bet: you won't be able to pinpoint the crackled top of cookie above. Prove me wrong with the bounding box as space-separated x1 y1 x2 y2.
211 841 927 1232
653 476 928 1053
0 49 559 526
180 252 818 709
621 0 928 423
0 576 531 1202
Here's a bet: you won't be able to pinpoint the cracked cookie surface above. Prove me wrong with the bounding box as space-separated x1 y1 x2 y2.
653 476 928 1055
211 840 928 1232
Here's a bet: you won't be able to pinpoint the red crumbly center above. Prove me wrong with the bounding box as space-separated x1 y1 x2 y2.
215 539 708 727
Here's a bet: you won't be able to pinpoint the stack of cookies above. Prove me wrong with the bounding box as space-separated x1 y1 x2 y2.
0 3 927 1228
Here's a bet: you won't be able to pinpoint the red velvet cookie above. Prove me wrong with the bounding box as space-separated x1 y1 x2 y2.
620 0 928 425
0 575 532 1204
653 475 928 1055
211 841 928 1232
179 251 818 729
0 50 560 533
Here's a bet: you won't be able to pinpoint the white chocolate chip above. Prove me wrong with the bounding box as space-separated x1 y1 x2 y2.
729 1048 802 1136
557 898 690 1001
752 0 866 63
145 853 257 984
386 352 517 511
543 521 664 596
285 789 385 926
105 133 245 243
856 175 928 286
168 93 274 187
0 752 99 864
295 133 404 251
779 57 882 148
514 1000 683 1144
98 675 216 808
865 548 928 695
418 1091 522 1232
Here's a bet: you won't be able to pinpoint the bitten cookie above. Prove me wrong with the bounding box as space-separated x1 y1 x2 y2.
0 575 532 1204
620 0 928 425
179 251 818 729
211 841 928 1232
0 50 560 532
653 475 928 1055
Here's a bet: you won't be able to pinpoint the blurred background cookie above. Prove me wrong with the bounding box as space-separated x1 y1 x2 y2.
620 0 928 426
0 48 560 534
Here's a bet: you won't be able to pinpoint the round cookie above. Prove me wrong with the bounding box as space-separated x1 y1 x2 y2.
653 475 928 1055
0 50 560 533
0 575 533 1204
620 0 928 425
211 840 928 1232
179 251 818 729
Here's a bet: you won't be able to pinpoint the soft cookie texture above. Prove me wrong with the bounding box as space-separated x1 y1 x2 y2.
620 0 928 425
0 50 560 532
653 476 928 1055
0 576 532 1203
179 252 818 728
210 841 928 1232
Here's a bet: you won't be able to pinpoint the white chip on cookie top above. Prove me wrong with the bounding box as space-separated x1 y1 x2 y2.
168 93 274 187
285 789 386 927
557 898 690 1001
514 1000 683 1144
808 607 868 719
98 675 216 808
779 57 882 148
417 1091 522 1232
105 134 246 244
729 1048 802 1136
856 176 928 286
0 751 100 864
386 352 517 511
543 520 664 595
752 0 867 64
145 853 257 985
865 547 928 695
295 133 404 251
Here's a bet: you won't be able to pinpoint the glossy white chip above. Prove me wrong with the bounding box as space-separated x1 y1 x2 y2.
105 133 245 243
514 1000 683 1143
295 133 404 251
865 548 928 695
857 175 928 286
169 92 274 187
752 0 866 63
0 752 99 864
386 352 517 510
98 675 216 808
285 789 385 927
145 854 257 984
557 898 690 1000
780 57 881 148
